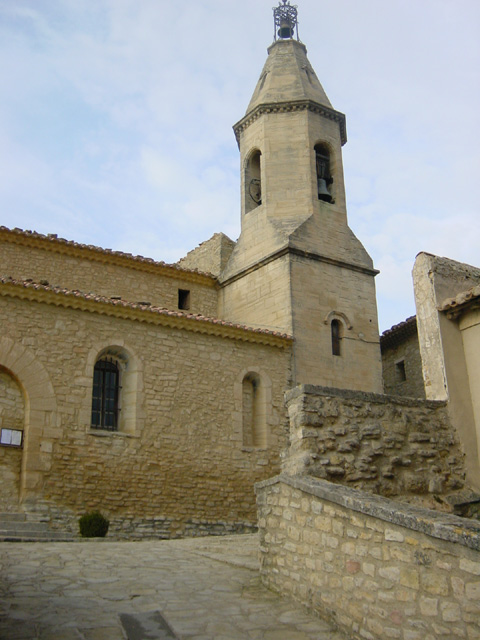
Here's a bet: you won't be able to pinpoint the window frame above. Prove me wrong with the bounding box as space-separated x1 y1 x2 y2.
178 289 191 311
91 357 120 431
395 359 407 383
331 319 342 356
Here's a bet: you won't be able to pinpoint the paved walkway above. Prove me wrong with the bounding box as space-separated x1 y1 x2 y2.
0 534 347 640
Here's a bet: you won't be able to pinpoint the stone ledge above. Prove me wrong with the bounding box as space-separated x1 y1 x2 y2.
88 429 139 439
285 383 447 408
255 474 480 551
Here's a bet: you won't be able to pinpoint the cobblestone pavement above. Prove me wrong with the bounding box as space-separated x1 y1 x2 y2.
0 534 348 640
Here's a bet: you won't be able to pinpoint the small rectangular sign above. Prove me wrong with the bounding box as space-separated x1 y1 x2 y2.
0 428 23 447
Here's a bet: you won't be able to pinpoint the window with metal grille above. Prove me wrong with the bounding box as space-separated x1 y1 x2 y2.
91 358 119 431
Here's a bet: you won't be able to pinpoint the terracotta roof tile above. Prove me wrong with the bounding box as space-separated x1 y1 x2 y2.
0 226 216 280
439 284 480 312
380 316 417 351
0 276 292 341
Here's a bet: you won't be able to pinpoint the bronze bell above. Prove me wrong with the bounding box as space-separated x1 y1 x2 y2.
278 19 294 39
318 178 333 203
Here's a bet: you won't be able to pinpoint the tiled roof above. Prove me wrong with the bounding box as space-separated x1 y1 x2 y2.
0 226 217 284
380 316 417 351
0 276 293 346
439 284 480 314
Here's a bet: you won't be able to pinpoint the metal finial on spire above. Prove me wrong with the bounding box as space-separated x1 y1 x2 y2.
273 0 299 41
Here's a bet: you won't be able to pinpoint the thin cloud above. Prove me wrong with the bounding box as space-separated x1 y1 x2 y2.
0 0 478 333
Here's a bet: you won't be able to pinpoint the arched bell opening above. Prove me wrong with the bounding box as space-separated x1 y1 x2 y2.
314 142 334 203
245 149 262 213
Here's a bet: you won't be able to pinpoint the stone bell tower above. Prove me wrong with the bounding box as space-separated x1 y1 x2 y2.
219 1 383 393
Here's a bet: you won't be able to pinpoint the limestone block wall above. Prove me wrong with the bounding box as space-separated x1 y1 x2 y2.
0 293 291 537
177 233 235 277
382 328 425 399
0 229 218 317
256 475 480 640
284 385 465 502
0 370 24 511
220 255 294 333
220 250 383 392
289 255 383 392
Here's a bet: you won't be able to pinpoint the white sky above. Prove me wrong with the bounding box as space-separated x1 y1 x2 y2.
0 0 479 332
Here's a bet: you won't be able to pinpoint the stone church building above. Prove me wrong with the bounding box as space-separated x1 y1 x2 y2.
1 2 479 539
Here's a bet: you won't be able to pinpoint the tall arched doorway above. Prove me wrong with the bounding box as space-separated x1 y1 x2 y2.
0 367 25 510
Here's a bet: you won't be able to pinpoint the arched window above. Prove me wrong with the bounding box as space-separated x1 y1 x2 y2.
314 143 333 203
331 319 342 356
245 149 262 213
242 372 267 448
91 357 120 431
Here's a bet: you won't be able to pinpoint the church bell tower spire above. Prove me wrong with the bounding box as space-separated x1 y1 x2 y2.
219 2 383 393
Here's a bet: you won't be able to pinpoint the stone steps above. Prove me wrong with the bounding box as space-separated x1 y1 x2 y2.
0 512 75 542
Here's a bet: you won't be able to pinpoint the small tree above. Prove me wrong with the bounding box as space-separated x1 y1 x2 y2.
79 511 109 538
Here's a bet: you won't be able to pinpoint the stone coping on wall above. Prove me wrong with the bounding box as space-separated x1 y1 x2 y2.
0 277 293 348
285 383 446 409
255 475 480 551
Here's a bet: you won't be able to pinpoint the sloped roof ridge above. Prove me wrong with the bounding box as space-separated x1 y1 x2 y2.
0 276 292 341
380 315 417 350
0 226 216 280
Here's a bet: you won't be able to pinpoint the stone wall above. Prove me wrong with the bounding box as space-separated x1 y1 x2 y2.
414 252 480 491
256 475 480 640
0 291 291 537
381 320 425 399
284 385 465 503
177 233 236 277
0 369 24 511
0 228 218 318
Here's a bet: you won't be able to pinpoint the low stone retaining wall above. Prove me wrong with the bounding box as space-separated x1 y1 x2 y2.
256 475 480 640
284 385 466 499
24 500 256 539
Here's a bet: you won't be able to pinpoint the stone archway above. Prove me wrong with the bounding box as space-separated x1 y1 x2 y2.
0 367 25 509
0 337 57 505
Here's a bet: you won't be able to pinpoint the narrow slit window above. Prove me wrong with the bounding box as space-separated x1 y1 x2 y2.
331 319 341 356
178 289 191 310
395 360 407 382
91 358 119 431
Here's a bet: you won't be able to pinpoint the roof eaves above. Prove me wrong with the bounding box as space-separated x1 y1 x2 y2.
380 316 417 351
0 277 293 348
0 226 217 287
439 284 480 320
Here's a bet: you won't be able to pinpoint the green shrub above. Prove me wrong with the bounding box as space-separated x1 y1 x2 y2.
79 511 109 538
